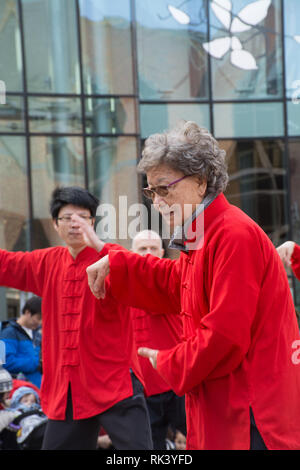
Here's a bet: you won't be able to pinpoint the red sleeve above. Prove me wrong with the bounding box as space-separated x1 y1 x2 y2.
291 244 300 280
0 248 49 296
108 250 181 316
99 243 128 257
156 226 264 396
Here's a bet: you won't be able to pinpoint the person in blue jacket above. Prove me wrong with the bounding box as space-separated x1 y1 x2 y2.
0 297 42 388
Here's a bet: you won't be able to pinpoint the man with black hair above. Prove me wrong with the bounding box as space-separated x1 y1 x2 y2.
0 296 42 388
0 186 152 450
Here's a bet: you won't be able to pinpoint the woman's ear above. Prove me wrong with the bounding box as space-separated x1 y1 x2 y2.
198 179 207 197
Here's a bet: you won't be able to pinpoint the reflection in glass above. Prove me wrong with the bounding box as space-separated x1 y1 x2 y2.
28 97 82 134
31 136 85 249
140 103 210 139
209 0 283 99
87 136 139 249
0 0 23 92
223 139 288 245
0 95 25 133
79 0 134 95
22 0 80 93
0 136 30 251
136 0 208 100
284 0 300 98
85 97 136 134
287 101 300 137
214 102 284 138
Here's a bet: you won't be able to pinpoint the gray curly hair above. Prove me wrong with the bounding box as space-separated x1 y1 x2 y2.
138 121 228 196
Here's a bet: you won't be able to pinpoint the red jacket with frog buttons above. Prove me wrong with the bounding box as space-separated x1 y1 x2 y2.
106 194 300 450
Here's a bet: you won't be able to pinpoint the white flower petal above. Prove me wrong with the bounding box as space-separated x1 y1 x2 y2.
230 49 258 70
231 36 242 50
230 17 252 33
211 0 232 30
294 35 300 44
167 5 190 24
203 37 231 59
231 0 271 33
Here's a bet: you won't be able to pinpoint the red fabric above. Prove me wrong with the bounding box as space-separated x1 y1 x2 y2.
131 307 182 396
0 244 143 420
291 244 300 280
108 194 300 450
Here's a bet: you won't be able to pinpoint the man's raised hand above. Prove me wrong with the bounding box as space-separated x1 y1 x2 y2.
72 213 105 253
276 241 295 268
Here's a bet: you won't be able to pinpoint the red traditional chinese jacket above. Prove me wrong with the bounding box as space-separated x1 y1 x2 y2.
0 244 143 420
107 194 300 450
131 307 182 396
292 244 300 280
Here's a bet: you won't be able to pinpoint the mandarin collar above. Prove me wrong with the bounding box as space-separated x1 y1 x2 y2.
67 245 96 264
169 193 230 253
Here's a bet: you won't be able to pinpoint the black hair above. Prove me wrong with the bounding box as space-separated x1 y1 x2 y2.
49 186 99 220
22 296 42 316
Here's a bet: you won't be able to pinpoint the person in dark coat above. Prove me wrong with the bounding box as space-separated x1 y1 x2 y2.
0 297 42 388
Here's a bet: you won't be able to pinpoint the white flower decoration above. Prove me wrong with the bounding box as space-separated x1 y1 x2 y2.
167 1 300 70
168 0 272 71
203 0 272 70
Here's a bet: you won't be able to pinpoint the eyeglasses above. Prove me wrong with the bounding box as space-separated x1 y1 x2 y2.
56 215 93 224
142 175 189 200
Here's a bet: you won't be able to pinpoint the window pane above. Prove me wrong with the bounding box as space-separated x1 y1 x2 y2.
209 0 283 99
0 96 25 133
214 102 284 138
0 0 23 92
140 104 210 139
85 97 137 134
287 101 300 136
79 0 134 95
289 140 300 307
31 136 85 249
0 136 30 251
22 0 80 94
87 136 139 249
136 0 209 100
284 0 300 99
223 139 288 246
28 97 82 134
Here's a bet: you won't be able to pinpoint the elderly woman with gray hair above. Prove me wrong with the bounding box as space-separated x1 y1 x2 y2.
87 121 300 450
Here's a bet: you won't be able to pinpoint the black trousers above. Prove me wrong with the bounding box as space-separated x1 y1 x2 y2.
146 391 186 450
42 374 153 450
250 408 268 450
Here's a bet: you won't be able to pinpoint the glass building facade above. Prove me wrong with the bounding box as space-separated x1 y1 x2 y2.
0 0 299 318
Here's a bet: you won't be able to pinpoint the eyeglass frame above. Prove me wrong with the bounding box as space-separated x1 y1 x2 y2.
142 175 190 200
56 215 94 224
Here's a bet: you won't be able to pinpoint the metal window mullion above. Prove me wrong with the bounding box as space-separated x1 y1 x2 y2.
17 0 33 252
75 0 88 189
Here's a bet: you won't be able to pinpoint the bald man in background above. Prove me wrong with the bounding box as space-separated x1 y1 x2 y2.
131 230 186 450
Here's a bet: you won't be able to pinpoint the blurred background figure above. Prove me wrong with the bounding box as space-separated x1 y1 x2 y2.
131 230 186 450
0 297 42 388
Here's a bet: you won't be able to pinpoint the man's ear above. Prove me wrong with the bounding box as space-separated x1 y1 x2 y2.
52 219 59 233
